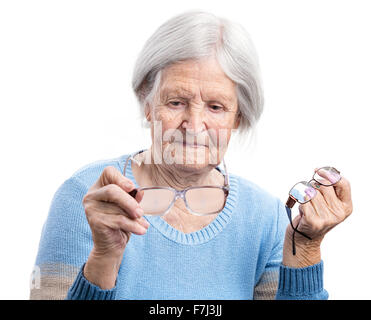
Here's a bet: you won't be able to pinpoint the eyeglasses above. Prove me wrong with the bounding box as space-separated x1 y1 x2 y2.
285 166 342 255
123 149 230 216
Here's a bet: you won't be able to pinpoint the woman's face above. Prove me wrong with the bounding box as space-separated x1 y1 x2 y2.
146 57 240 171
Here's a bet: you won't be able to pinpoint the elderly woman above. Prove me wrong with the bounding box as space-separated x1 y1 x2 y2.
30 10 352 300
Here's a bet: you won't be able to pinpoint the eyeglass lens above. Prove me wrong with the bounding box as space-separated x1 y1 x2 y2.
138 187 226 216
289 167 341 203
185 187 226 215
313 167 341 186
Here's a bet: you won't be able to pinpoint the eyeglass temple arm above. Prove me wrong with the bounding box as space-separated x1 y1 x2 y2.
124 150 229 196
285 198 312 240
222 158 229 187
123 149 146 175
123 149 146 198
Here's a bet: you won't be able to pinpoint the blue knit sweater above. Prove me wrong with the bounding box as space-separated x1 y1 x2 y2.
31 151 328 300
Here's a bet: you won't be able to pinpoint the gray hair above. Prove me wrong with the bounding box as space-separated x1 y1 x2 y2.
131 10 264 139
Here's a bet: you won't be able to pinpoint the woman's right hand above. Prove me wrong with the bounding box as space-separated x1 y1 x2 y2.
82 166 148 289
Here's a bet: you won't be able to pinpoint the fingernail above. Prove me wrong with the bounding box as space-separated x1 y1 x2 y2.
136 207 144 218
139 225 147 234
142 218 150 228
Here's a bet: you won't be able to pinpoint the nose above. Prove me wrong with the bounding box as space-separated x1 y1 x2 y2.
181 105 206 134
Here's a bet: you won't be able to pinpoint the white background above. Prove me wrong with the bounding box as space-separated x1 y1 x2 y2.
1 0 370 299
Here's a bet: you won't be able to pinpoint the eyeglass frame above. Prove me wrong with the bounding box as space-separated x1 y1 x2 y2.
122 149 230 216
285 166 342 255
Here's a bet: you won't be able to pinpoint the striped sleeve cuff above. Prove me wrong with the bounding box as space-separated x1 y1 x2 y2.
276 260 329 300
66 263 117 300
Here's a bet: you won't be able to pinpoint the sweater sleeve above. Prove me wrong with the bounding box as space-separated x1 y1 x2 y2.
254 198 329 300
66 263 116 300
275 199 329 300
30 176 101 300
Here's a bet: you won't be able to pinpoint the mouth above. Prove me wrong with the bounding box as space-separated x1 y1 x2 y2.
183 141 206 147
173 141 207 148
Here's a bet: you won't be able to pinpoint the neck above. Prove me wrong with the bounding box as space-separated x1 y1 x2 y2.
132 148 225 190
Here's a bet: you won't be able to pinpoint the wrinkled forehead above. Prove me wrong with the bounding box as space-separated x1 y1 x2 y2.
158 59 237 103
160 84 236 105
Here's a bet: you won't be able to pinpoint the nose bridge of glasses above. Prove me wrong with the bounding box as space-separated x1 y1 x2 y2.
174 189 186 200
308 178 320 187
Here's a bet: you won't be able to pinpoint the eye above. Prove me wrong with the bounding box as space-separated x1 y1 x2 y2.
208 104 224 112
168 101 185 107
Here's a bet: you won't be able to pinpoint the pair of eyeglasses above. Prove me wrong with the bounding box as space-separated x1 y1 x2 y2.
123 149 229 216
285 166 342 255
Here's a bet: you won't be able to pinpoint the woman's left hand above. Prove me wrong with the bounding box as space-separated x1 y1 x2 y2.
283 169 353 266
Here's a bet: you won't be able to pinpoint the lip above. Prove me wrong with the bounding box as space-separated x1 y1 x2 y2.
173 141 206 147
182 141 206 147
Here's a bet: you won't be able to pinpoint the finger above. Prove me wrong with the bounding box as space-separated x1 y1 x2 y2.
314 167 340 184
299 197 318 219
332 176 352 205
310 181 342 210
314 168 351 204
97 212 148 235
87 200 149 229
96 166 135 193
88 199 128 216
294 205 315 236
308 182 329 218
88 184 143 219
298 200 323 237
297 191 316 219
